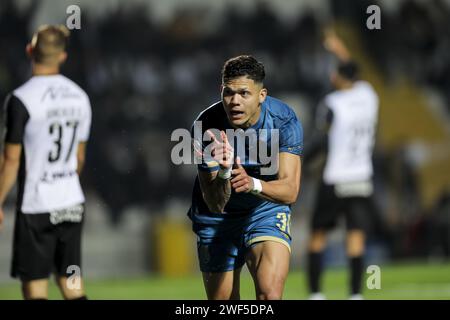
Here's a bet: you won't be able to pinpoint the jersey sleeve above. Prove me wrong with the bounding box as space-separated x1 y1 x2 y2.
3 94 30 144
279 113 304 156
78 96 92 142
191 121 219 172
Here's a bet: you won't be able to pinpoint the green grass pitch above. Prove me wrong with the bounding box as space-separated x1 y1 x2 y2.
0 262 449 299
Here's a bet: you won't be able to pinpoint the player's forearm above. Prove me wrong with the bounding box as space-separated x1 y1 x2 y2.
331 45 351 62
257 178 300 205
77 142 87 175
202 177 232 213
77 157 85 175
324 33 351 62
0 159 20 205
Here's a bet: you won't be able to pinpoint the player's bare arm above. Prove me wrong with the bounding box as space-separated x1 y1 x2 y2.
231 152 301 205
77 142 87 175
323 29 351 62
197 130 234 213
0 144 22 228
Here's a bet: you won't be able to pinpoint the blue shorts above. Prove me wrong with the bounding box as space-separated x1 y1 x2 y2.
191 202 292 273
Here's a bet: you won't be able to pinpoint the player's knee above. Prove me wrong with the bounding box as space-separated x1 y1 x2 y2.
309 231 327 252
346 230 365 256
347 242 365 257
256 276 285 300
257 288 283 300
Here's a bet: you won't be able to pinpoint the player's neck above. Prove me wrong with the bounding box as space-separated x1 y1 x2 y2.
32 63 60 76
339 81 354 90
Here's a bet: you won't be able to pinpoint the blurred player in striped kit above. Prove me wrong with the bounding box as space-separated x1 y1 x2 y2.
304 32 379 300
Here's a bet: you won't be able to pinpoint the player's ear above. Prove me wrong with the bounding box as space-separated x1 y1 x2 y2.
330 72 340 88
259 87 267 104
59 51 68 64
26 43 33 58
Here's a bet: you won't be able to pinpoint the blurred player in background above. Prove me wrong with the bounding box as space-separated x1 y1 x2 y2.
0 25 92 300
304 32 379 300
189 55 303 300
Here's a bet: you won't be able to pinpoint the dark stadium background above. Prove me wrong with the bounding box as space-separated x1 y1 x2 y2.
0 0 449 299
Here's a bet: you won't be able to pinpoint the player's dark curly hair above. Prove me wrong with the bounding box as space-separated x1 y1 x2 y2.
337 60 359 81
222 55 265 84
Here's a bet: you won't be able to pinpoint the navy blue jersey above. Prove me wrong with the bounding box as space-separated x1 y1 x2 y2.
189 96 303 216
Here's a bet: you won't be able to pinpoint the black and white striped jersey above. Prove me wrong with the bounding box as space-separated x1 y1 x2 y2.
3 74 91 214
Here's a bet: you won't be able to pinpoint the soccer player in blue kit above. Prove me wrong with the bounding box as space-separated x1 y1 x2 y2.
189 55 303 300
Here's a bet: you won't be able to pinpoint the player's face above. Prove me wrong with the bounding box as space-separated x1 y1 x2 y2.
221 76 267 129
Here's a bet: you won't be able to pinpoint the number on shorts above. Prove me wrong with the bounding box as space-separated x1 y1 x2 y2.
276 212 291 235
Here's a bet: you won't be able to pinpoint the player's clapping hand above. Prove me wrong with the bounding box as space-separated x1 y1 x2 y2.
231 156 254 193
207 130 234 169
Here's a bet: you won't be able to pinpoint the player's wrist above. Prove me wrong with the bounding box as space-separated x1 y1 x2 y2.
217 166 232 180
250 177 263 194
